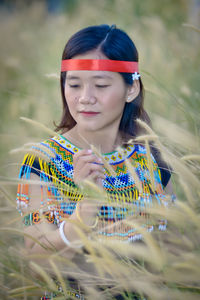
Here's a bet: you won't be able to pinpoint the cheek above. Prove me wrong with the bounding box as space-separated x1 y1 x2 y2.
103 90 126 110
65 89 78 108
66 99 78 114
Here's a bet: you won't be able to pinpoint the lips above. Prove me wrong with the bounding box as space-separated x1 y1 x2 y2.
79 111 100 116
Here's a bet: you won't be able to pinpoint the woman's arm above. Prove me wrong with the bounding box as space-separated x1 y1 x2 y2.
23 174 85 258
23 149 104 258
163 179 173 194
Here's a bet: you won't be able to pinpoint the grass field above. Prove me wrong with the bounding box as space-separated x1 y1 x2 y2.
0 1 199 299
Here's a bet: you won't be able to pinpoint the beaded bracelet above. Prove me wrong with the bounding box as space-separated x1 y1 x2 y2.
59 221 82 249
76 202 98 230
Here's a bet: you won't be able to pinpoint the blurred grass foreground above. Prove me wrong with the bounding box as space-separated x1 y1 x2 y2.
0 1 200 299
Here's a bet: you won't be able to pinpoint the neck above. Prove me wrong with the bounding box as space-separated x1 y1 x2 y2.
65 125 122 154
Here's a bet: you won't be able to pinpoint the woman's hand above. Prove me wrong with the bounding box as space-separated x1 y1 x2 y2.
73 149 104 225
73 149 105 187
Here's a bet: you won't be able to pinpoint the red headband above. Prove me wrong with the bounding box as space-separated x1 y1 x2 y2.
61 59 138 73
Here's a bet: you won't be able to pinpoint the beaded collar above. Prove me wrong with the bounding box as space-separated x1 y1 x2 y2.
51 134 139 165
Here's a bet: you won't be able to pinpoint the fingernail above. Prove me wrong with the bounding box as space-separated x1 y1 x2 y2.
87 149 92 154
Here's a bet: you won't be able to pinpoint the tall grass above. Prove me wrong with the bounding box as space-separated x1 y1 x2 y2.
1 117 200 299
0 1 199 299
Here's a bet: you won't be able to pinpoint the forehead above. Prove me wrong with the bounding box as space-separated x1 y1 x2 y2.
66 70 116 80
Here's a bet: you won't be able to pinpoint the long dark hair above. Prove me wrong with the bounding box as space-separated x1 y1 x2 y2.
56 24 151 140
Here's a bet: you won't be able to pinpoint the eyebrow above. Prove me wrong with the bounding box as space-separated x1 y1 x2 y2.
66 75 113 80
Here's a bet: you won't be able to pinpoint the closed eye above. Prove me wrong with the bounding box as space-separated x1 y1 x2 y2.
96 85 110 88
69 84 80 88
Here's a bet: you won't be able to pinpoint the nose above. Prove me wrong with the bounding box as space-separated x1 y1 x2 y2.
79 86 96 105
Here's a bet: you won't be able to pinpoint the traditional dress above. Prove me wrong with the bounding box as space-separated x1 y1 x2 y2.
16 134 171 299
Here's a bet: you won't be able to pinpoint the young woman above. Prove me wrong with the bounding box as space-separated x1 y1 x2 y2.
17 24 172 299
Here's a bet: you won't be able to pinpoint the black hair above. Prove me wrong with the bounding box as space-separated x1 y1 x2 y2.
56 24 151 140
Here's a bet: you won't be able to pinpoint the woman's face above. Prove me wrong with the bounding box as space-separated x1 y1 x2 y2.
64 50 130 134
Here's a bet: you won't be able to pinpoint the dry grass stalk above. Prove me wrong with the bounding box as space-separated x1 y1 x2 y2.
181 154 200 162
1 15 200 298
20 117 60 138
145 139 156 193
182 23 200 33
153 116 199 152
10 144 55 162
45 73 59 79
29 261 58 291
48 259 69 297
117 146 143 195
90 144 116 177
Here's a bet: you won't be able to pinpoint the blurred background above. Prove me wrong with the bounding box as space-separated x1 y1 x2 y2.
0 2 200 299
0 0 199 180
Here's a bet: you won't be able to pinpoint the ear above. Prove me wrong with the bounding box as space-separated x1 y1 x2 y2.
126 80 140 103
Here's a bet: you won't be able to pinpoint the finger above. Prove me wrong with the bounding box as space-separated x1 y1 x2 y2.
96 177 104 188
74 149 103 164
87 171 105 188
73 149 93 166
87 170 105 181
74 153 103 170
78 162 104 178
88 163 104 174
74 163 104 184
